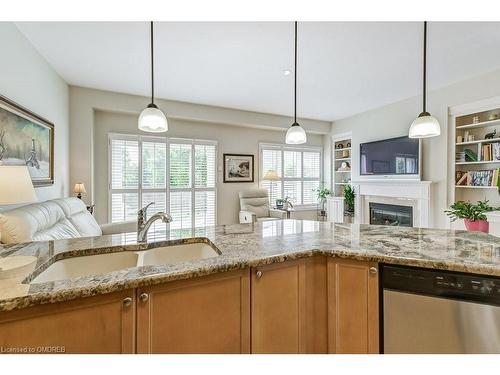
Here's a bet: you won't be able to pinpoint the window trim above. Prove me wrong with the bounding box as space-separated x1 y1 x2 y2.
259 142 322 209
107 133 218 228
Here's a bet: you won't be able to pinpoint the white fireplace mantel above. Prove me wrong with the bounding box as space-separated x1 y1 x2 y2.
352 180 432 228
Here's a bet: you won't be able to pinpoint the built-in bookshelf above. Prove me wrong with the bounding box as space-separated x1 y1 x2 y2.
453 105 500 206
332 133 352 197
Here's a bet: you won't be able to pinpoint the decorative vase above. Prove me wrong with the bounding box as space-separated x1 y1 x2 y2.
464 219 489 233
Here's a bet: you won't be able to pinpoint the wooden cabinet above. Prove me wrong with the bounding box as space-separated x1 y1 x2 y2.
0 257 379 354
327 258 379 354
251 257 328 354
136 269 250 353
0 290 135 354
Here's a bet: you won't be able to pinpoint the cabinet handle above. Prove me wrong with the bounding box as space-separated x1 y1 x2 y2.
139 293 149 302
369 267 378 275
122 297 133 307
256 270 263 279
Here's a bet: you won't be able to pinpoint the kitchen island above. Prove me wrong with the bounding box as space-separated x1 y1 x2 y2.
1 220 499 353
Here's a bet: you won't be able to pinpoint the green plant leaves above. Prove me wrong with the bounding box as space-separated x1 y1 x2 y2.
445 199 499 222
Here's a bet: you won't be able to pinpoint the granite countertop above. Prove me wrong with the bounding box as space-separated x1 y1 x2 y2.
1 220 500 312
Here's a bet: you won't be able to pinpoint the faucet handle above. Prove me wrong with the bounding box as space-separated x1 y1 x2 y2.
138 202 155 221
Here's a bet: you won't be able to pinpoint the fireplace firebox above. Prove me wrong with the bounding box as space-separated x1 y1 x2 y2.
369 202 413 227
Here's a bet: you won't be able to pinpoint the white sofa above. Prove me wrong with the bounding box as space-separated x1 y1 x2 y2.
0 197 136 244
238 189 287 223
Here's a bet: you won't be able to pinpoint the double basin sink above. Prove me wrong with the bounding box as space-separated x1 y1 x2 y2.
32 242 220 284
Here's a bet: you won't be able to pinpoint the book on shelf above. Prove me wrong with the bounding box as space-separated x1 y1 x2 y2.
463 148 477 162
460 169 499 187
455 171 467 185
493 142 500 160
456 151 466 162
482 144 493 161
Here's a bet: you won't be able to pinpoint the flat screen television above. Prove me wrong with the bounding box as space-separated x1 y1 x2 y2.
360 136 420 176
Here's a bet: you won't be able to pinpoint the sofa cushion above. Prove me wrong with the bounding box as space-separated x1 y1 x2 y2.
0 197 102 244
0 201 80 244
51 198 102 238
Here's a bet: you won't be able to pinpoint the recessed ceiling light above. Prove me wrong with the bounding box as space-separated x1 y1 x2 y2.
283 69 291 76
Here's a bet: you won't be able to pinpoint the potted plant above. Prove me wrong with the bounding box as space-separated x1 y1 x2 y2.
281 196 293 210
276 197 293 210
445 199 498 233
343 185 355 213
313 185 332 215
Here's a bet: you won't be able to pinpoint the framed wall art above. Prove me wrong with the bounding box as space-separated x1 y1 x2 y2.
0 94 54 186
223 153 254 183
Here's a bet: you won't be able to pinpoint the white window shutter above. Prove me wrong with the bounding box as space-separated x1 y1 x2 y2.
260 144 322 208
111 139 139 189
170 143 192 188
109 135 217 229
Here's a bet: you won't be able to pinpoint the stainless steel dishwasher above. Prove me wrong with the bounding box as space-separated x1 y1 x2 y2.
382 265 500 354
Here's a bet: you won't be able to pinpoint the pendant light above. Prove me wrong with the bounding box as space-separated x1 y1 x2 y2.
409 21 440 139
138 21 168 133
285 21 307 144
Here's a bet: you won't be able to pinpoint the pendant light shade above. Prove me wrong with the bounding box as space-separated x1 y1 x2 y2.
285 21 307 145
286 122 307 144
139 104 168 133
409 112 440 138
409 21 440 139
138 21 168 133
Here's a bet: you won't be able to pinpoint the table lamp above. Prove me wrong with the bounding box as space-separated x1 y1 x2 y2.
0 166 37 205
74 183 86 199
263 170 279 205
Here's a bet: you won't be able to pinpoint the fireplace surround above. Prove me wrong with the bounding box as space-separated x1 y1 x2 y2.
352 180 431 228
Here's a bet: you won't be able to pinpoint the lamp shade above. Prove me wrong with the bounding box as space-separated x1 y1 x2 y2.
0 166 36 205
263 170 279 181
138 104 168 133
74 183 86 194
409 112 441 138
285 123 307 144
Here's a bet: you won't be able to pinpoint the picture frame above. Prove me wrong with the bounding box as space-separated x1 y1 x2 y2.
223 153 254 183
0 94 54 186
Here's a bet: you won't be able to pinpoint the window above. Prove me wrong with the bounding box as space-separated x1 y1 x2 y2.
260 143 322 207
109 134 217 230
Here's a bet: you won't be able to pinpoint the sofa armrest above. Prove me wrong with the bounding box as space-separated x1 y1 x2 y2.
239 210 257 224
100 221 137 236
269 209 287 219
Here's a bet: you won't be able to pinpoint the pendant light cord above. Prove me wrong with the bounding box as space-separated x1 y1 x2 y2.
294 21 298 124
150 21 155 104
422 21 427 113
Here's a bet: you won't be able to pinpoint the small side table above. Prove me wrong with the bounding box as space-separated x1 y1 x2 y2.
274 207 294 219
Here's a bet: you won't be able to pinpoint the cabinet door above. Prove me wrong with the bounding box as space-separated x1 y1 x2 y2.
0 290 135 354
327 258 379 354
136 269 250 353
251 259 307 353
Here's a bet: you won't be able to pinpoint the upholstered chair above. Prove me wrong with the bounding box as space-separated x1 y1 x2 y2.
238 189 286 223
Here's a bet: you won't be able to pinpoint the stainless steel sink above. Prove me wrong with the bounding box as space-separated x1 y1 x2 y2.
31 242 220 284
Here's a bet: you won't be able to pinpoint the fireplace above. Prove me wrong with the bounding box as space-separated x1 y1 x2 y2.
369 203 413 227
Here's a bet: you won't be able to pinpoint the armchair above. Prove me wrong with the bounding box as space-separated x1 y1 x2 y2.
238 189 287 223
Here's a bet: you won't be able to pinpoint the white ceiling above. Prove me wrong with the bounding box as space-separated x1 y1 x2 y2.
15 21 500 121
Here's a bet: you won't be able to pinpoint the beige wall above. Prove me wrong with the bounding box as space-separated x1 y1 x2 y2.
70 86 329 225
329 67 500 229
0 23 69 203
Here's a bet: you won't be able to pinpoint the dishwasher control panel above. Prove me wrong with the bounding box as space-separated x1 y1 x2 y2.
382 265 500 305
